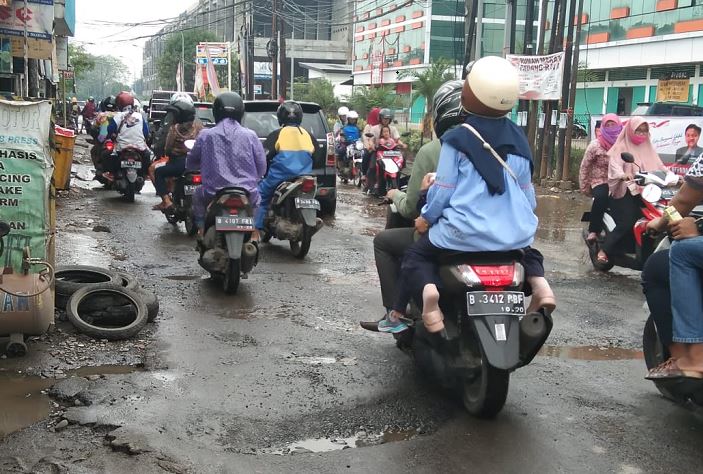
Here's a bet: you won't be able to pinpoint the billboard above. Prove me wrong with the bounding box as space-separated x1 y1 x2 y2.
0 0 54 41
506 52 565 101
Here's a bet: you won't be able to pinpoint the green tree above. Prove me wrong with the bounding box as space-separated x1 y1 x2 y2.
68 44 95 80
76 55 129 99
399 58 456 138
348 85 398 117
158 29 219 92
292 78 338 116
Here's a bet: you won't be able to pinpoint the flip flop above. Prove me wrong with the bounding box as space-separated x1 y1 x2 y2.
646 358 703 380
597 251 609 264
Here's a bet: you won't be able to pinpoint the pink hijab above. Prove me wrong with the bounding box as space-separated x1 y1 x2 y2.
598 113 622 150
607 116 666 198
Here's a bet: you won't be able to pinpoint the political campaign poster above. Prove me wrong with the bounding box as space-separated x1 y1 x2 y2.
506 52 565 101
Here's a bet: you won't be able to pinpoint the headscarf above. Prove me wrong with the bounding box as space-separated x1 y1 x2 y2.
367 107 380 127
598 113 622 150
607 116 666 198
441 114 533 195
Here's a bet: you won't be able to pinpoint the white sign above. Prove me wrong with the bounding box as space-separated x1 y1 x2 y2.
197 57 228 65
590 115 703 162
506 52 565 101
0 0 54 41
254 84 262 95
196 42 228 59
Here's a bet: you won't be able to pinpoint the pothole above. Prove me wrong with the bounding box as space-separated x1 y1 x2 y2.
539 345 643 361
261 429 419 455
164 275 202 281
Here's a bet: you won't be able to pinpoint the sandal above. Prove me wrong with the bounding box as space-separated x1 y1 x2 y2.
597 251 609 264
152 203 167 211
646 358 703 380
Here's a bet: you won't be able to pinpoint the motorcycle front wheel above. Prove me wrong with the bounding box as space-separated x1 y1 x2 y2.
290 225 312 259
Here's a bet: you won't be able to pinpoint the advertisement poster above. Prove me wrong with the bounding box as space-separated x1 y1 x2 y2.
506 52 565 101
0 99 53 272
590 115 703 164
0 0 54 41
656 78 690 103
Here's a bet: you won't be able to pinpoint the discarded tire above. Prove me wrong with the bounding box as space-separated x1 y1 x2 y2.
67 285 148 341
116 271 140 291
55 265 122 309
135 288 160 323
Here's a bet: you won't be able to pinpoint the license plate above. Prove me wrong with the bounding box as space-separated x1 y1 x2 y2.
121 161 141 169
215 216 254 232
467 291 525 316
295 197 321 210
184 184 200 195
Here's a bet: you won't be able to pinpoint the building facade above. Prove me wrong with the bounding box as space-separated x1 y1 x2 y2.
573 0 703 117
142 0 352 97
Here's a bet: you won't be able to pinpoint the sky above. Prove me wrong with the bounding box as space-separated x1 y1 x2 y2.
73 0 196 82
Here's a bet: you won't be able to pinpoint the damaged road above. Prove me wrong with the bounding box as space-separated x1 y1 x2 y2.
2 143 703 473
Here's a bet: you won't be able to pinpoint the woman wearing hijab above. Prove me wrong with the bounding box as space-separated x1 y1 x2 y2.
579 114 623 258
600 117 668 262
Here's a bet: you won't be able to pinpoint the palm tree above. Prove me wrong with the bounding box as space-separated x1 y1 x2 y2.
400 58 457 138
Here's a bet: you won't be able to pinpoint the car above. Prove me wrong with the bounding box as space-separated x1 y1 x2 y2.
148 90 198 126
194 102 215 128
632 102 703 116
241 100 337 216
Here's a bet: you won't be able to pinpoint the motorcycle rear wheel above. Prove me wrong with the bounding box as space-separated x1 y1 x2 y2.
462 346 510 418
223 258 241 294
124 182 136 203
643 315 680 402
290 226 312 259
183 198 198 236
584 232 614 272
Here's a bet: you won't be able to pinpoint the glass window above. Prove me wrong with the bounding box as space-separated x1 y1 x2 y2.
0 38 11 74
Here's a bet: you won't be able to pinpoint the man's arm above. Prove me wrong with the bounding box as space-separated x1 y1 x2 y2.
421 144 460 225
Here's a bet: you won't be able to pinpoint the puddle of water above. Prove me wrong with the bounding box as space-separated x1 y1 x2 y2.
0 364 142 440
265 429 418 455
539 345 644 361
286 355 358 366
164 275 202 281
58 232 112 267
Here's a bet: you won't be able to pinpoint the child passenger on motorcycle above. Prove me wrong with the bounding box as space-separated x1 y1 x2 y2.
378 125 406 149
378 57 556 339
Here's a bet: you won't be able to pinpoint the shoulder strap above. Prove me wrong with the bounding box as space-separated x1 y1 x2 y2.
115 111 134 136
460 123 518 183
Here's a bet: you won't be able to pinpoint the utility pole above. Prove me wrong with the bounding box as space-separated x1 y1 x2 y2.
279 14 287 100
463 0 479 77
538 0 563 180
531 0 550 172
270 0 278 100
556 0 577 181
544 0 568 179
563 0 585 181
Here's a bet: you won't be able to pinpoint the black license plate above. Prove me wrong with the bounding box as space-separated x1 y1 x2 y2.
121 161 141 169
295 197 321 210
215 216 254 231
467 291 525 317
184 184 199 195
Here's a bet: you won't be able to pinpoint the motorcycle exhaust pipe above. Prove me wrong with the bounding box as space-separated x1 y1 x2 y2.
519 310 554 366
240 242 258 274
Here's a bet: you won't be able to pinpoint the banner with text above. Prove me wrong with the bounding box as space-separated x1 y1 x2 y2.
0 0 54 41
0 99 53 272
507 52 565 101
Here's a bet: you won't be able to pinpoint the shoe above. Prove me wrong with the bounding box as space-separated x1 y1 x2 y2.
378 315 409 334
360 320 380 332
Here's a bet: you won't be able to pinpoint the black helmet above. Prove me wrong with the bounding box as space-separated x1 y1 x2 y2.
167 101 196 124
433 80 467 139
213 92 244 123
277 101 303 126
100 95 116 112
379 108 393 121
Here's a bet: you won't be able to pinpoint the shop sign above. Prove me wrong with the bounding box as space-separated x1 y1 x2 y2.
506 52 565 101
0 100 52 272
0 0 54 42
656 78 690 103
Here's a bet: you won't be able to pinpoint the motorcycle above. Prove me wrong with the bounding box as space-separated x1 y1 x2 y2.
198 188 259 294
338 139 364 186
394 250 553 418
261 176 324 259
582 152 680 272
101 145 148 202
364 132 406 195
163 170 201 236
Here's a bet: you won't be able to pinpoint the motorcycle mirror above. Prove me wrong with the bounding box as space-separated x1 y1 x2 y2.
641 183 662 204
184 140 196 151
621 152 635 163
0 222 10 238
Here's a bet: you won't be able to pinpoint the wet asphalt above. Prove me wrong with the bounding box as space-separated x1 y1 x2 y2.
2 158 703 473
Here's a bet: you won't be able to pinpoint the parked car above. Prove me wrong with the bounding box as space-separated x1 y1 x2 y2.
194 102 215 128
632 102 703 116
241 100 337 216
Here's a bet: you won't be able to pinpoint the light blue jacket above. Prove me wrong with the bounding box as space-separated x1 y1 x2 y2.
422 143 538 252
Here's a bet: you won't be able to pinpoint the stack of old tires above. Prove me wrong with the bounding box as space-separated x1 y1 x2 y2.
55 265 159 341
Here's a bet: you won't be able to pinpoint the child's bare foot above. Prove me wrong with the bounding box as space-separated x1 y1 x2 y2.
527 276 556 313
422 284 445 333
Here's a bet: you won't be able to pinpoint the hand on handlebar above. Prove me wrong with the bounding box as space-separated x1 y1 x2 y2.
647 217 666 236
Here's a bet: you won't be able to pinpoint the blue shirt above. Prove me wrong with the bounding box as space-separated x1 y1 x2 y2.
422 143 538 252
341 124 361 142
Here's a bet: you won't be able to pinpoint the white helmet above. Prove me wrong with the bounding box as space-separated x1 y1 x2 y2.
338 106 349 117
462 56 519 117
347 110 359 120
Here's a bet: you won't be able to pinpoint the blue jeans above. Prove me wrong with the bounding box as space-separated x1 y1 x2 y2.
255 157 311 230
670 237 703 343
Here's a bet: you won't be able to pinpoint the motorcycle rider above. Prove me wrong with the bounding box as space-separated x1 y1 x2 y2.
185 92 266 236
365 108 404 196
333 106 349 137
153 100 204 211
256 101 318 232
361 107 381 186
70 97 81 130
80 97 97 134
337 110 361 174
106 92 151 173
378 56 555 337
153 93 195 159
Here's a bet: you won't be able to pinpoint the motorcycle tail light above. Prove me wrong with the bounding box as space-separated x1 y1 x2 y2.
105 141 114 152
223 196 245 209
191 174 202 184
301 178 316 193
469 265 516 288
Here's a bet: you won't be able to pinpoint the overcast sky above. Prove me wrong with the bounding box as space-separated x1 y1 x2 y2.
73 0 196 81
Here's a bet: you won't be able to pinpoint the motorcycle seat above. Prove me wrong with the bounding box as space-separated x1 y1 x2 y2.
212 186 250 199
438 249 524 266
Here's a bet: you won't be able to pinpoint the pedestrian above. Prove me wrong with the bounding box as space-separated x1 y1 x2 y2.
579 113 623 261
